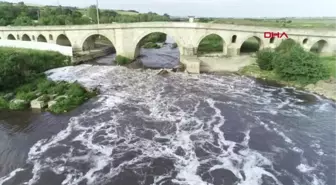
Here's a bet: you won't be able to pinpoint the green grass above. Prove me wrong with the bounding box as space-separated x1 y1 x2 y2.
115 55 132 65
321 56 336 78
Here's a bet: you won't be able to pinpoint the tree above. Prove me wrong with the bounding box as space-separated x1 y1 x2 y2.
87 5 98 23
13 16 33 26
163 13 170 19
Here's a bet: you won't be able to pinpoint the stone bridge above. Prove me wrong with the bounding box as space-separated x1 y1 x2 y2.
0 22 335 59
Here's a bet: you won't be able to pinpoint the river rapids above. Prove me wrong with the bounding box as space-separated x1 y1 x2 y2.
0 63 334 185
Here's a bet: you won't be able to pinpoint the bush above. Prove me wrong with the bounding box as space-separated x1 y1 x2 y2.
37 79 56 93
47 81 69 95
274 45 330 84
38 94 50 102
143 42 160 49
49 85 95 114
115 55 132 65
141 33 166 44
15 91 38 102
0 97 9 109
171 43 178 49
275 39 298 53
15 83 37 92
0 48 69 91
255 40 331 85
256 48 276 70
66 83 87 97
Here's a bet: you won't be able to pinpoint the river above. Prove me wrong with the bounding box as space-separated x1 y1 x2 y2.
0 41 335 185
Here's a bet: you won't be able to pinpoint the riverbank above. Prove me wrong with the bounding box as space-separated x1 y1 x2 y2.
0 47 97 113
238 59 336 101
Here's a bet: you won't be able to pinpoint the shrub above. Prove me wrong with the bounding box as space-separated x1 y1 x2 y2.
48 97 73 113
37 79 56 93
15 83 37 93
49 86 94 114
0 48 69 91
141 33 166 44
171 43 178 49
66 83 87 97
0 97 9 109
143 42 160 49
275 39 298 53
38 94 50 102
15 91 38 102
256 48 276 70
47 81 69 95
274 45 330 84
115 55 132 65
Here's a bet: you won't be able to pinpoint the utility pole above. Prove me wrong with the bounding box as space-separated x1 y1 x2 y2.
96 0 100 25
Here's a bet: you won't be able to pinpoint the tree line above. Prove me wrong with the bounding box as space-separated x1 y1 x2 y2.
0 1 172 26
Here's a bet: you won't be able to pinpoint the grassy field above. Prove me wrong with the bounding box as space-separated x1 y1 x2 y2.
211 18 336 29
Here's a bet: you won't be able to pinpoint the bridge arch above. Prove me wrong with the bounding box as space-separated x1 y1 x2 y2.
239 36 263 54
37 34 47 42
22 34 31 41
310 39 328 53
7 34 16 40
134 31 181 58
81 34 116 53
197 33 226 55
56 34 72 47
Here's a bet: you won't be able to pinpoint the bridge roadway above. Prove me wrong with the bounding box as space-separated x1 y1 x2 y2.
0 22 335 60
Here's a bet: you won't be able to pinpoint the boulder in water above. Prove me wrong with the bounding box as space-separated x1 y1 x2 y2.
171 64 185 72
31 98 47 109
9 99 28 110
157 69 169 75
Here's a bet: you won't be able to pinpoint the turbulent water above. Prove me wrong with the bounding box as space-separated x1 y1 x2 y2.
0 40 335 185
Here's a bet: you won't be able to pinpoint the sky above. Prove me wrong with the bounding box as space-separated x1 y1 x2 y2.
6 0 336 18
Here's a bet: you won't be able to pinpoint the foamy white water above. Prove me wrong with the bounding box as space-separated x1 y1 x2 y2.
1 65 334 185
